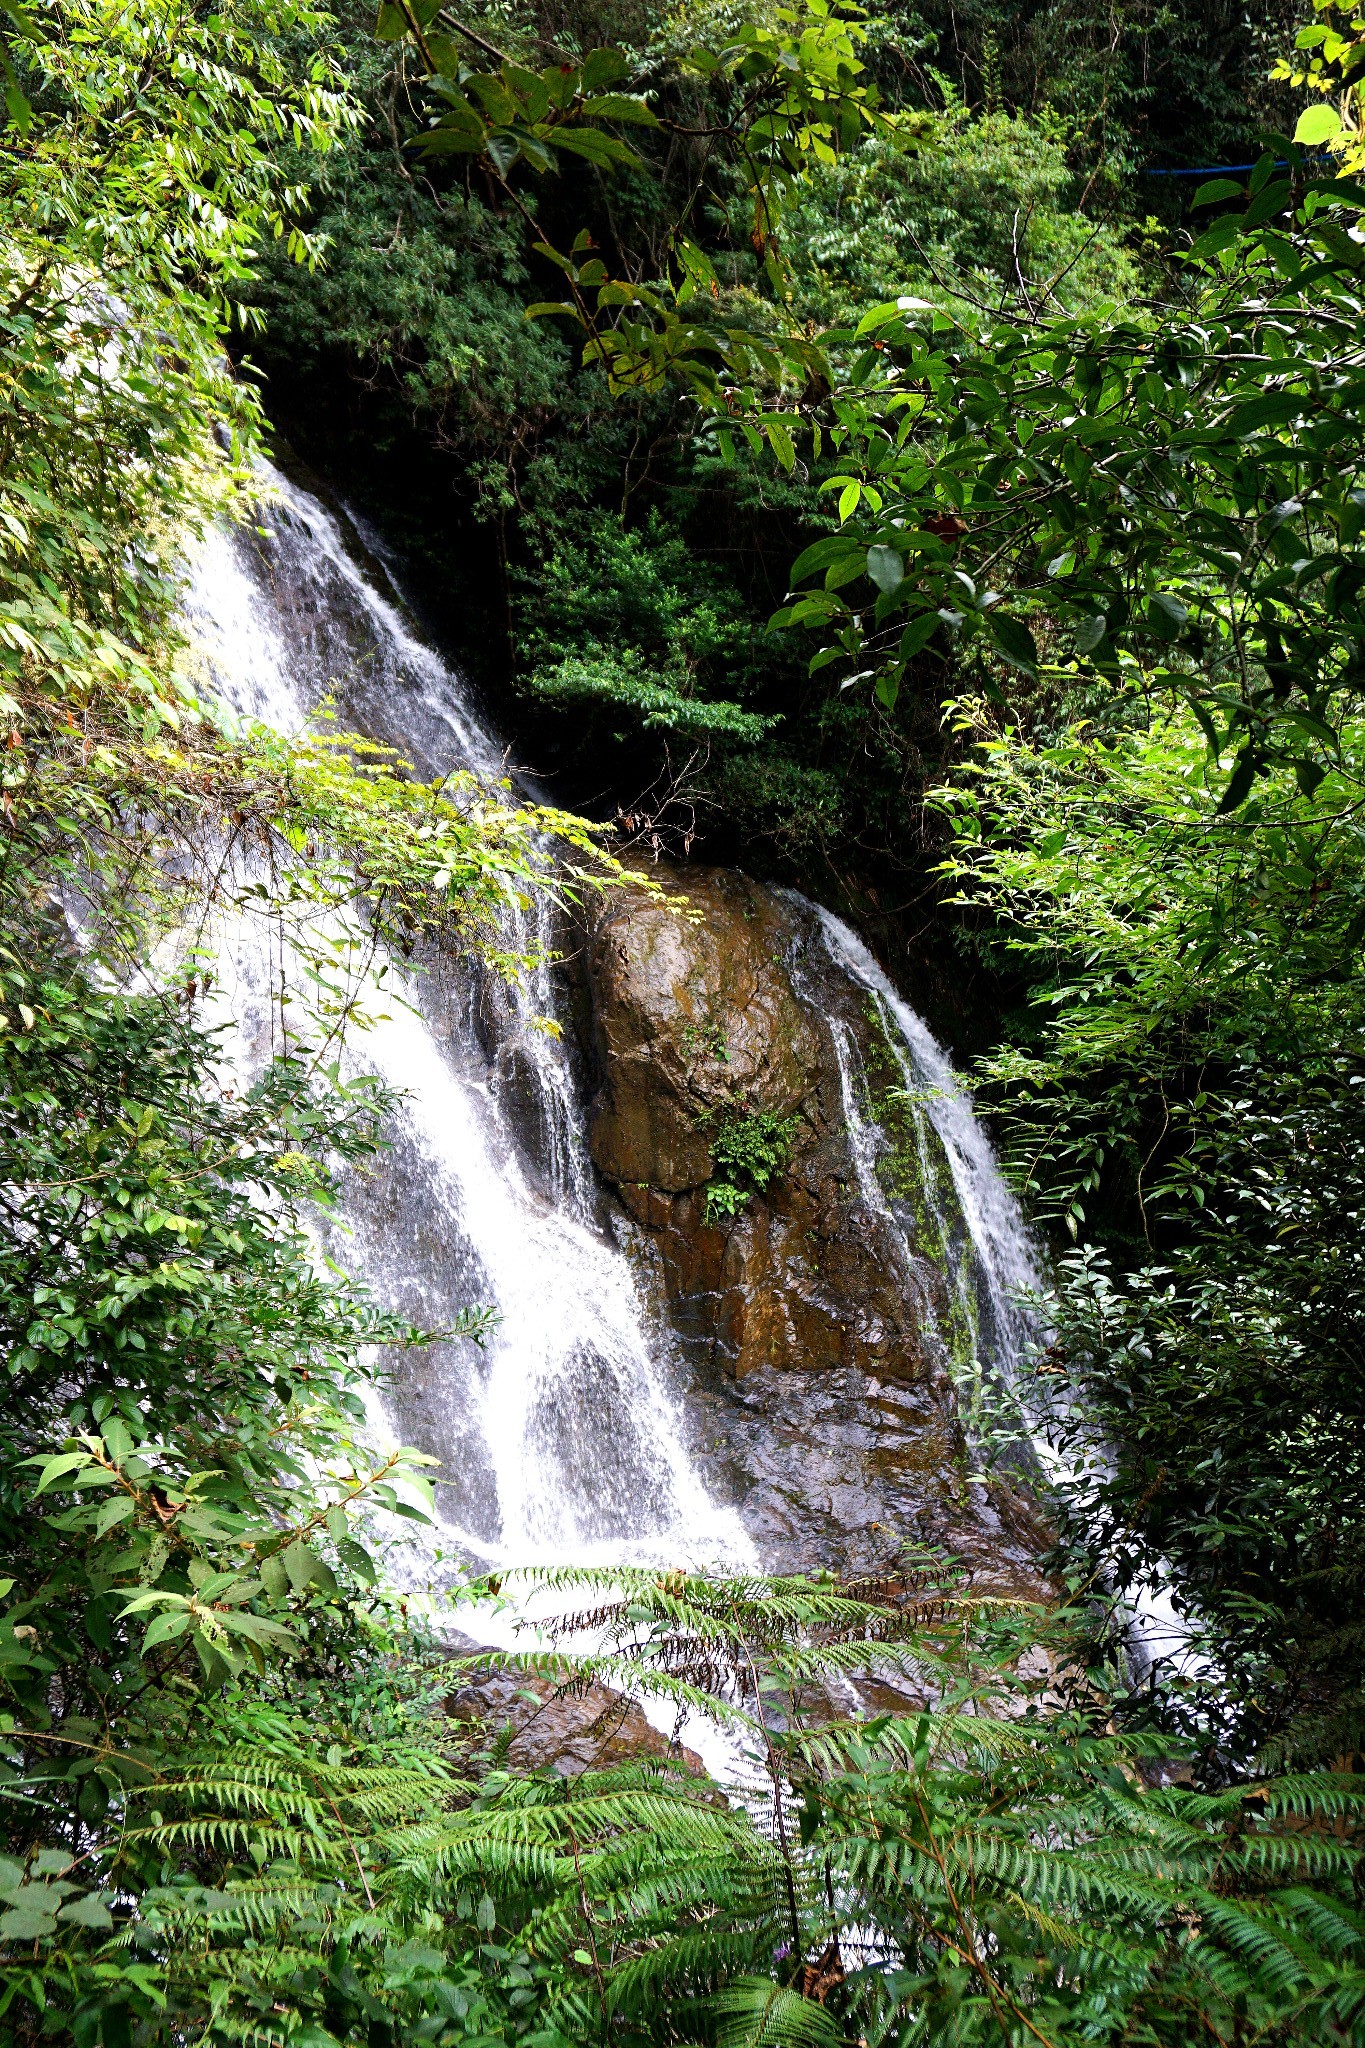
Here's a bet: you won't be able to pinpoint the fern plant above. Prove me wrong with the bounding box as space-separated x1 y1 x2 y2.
73 1561 1359 2047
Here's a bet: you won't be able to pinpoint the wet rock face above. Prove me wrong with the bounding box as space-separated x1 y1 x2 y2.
585 866 938 1387
445 1653 707 1778
587 866 821 1192
580 864 1052 1592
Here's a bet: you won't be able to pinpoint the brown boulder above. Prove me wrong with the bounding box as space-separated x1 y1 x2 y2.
584 864 940 1386
587 866 821 1192
445 1656 707 1778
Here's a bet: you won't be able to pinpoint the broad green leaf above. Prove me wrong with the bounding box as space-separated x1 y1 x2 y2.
766 418 795 472
898 612 940 661
31 1451 92 1493
1225 392 1304 436
142 1609 191 1650
579 93 659 126
283 1541 321 1593
1295 102 1342 145
93 1495 135 1537
59 1893 114 1930
1218 749 1258 812
0 1906 57 1940
989 613 1040 676
1147 590 1188 635
866 544 904 593
1193 178 1244 208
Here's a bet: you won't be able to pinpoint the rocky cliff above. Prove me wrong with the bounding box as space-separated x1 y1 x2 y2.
576 864 1051 1595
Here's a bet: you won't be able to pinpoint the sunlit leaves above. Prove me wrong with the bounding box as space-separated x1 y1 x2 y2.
389 1 919 401
1 0 356 733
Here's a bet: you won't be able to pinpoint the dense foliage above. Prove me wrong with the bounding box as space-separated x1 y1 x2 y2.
769 152 1365 1748
4 0 1365 2043
0 4 615 2041
243 0 1189 883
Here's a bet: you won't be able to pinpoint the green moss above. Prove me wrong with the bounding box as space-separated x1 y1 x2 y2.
858 997 985 1403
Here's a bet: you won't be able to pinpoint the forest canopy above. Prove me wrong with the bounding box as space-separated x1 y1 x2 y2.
2 0 1365 2044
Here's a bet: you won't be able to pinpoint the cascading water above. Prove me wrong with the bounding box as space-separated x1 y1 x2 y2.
801 907 1200 1675
805 904 1043 1420
183 462 753 1577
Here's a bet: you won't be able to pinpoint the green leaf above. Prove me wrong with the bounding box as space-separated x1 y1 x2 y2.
580 46 630 90
549 127 641 168
94 1496 135 1537
1193 178 1244 208
1225 391 1304 436
711 1979 841 2048
0 1905 57 1940
989 613 1040 676
899 612 940 661
866 544 904 594
1294 103 1342 146
579 92 659 126
142 1609 191 1650
790 536 857 581
29 1451 92 1493
1281 703 1339 750
424 35 461 77
765 418 795 472
259 1554 290 1599
335 1537 376 1585
1218 749 1258 812
59 1893 114 1930
101 2006 132 2048
485 131 522 177
1193 213 1243 258
283 1541 321 1593
1147 590 1188 635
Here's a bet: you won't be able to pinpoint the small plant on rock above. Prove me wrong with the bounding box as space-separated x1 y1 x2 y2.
702 1104 801 1221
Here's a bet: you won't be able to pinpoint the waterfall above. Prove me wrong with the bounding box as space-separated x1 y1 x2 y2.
182 463 754 1577
807 905 1043 1404
805 908 1203 1677
181 459 1197 1688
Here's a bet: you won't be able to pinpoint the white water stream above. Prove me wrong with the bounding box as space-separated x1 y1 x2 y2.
805 912 1199 1675
808 906 1043 1404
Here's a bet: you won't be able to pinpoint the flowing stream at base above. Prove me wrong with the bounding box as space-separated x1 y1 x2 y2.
182 461 1193 1687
